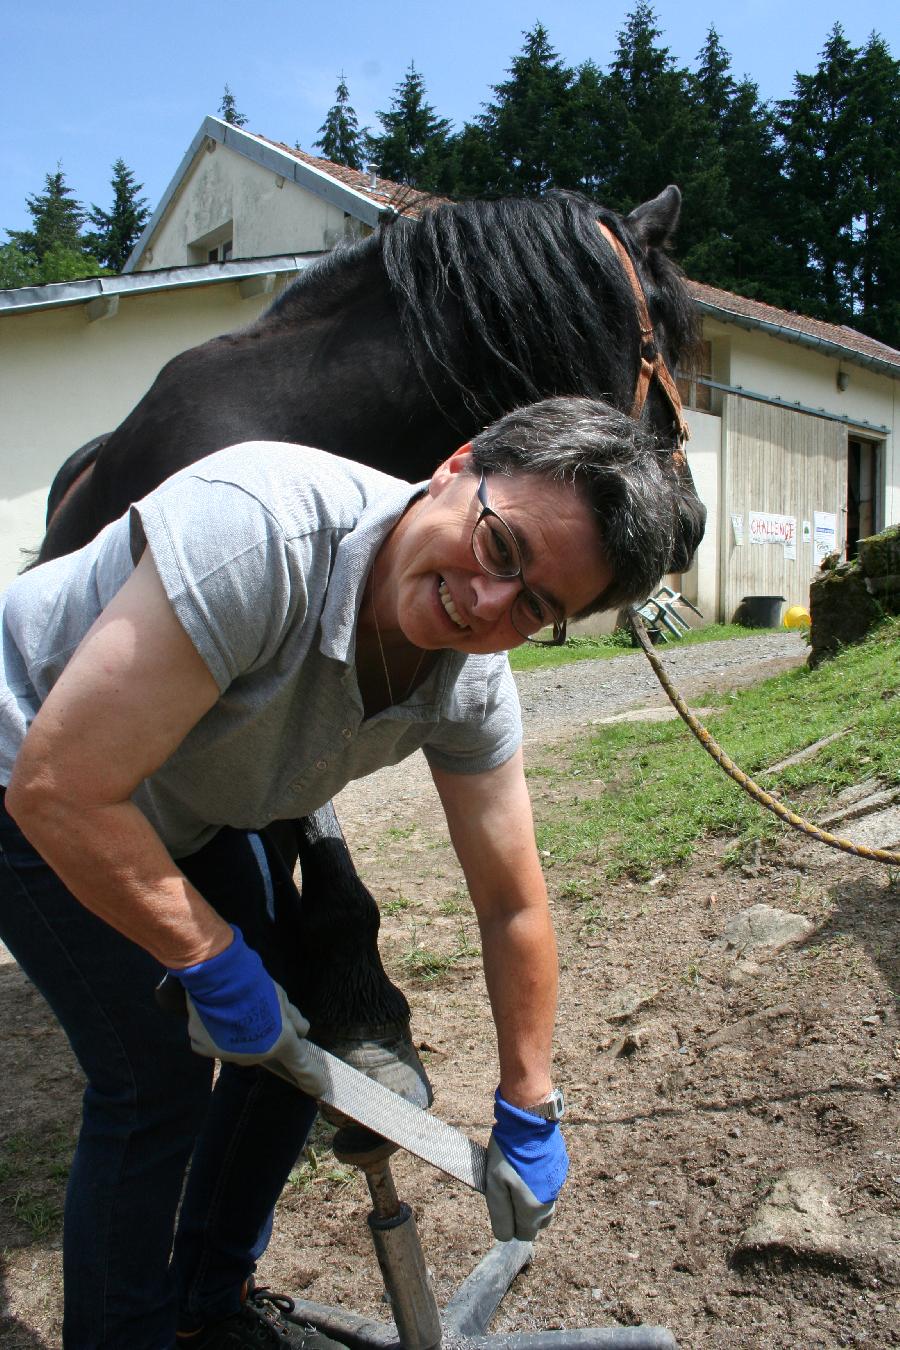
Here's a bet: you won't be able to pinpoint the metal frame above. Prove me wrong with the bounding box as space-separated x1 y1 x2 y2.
285 1131 678 1350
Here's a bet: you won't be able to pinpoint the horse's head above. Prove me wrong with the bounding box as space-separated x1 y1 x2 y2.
380 188 706 574
600 186 707 573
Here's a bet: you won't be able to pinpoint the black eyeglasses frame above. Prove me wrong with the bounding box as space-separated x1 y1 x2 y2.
471 472 568 647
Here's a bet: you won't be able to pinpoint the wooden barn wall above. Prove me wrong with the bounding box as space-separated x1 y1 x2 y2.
721 395 847 620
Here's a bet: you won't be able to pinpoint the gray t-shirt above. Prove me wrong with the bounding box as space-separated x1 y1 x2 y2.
0 442 522 857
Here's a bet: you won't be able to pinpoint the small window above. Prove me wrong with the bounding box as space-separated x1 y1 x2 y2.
189 221 235 265
676 340 712 413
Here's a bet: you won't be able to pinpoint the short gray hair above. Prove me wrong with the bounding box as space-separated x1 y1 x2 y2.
469 397 697 614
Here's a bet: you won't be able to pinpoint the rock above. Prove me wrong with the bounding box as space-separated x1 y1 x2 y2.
735 1169 900 1284
723 904 814 954
603 984 660 1023
808 524 899 666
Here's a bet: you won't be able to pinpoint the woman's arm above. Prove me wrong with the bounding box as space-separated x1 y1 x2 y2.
5 551 231 967
430 748 556 1109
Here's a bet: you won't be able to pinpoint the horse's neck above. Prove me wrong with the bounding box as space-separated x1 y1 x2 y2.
257 256 467 476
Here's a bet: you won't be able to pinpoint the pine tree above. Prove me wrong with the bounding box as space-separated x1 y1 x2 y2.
367 63 451 188
778 25 861 322
86 159 150 273
476 24 577 195
5 166 104 283
596 3 703 217
683 27 801 306
314 75 364 168
219 85 248 128
853 33 900 346
8 166 87 262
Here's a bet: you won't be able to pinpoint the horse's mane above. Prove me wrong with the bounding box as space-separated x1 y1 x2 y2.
268 193 699 434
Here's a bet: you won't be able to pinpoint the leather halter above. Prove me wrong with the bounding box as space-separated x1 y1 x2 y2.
596 220 690 459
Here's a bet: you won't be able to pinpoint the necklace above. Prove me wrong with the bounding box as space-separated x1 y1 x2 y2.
371 557 427 705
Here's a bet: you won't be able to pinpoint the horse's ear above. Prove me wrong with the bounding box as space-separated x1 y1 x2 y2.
626 185 681 251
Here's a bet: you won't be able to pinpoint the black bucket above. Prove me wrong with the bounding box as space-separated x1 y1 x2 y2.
739 595 785 628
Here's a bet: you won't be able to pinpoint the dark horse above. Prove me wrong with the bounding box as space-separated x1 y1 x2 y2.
37 186 705 1065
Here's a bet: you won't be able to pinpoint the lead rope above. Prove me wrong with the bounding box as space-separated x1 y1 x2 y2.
627 608 900 867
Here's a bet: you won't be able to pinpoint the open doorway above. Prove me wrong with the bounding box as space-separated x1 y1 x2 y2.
846 436 882 559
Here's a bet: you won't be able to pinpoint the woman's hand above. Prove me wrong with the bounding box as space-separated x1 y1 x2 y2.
171 925 328 1097
485 1090 568 1241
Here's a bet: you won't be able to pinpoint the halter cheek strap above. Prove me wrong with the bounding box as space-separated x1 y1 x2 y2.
596 220 691 460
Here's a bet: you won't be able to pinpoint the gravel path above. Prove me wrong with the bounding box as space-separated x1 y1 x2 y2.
335 631 808 818
516 630 807 742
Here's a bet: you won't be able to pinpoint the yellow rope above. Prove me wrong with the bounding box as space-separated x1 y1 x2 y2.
627 609 900 868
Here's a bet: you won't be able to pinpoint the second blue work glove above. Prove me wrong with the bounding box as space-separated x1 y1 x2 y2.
169 925 327 1097
486 1089 569 1242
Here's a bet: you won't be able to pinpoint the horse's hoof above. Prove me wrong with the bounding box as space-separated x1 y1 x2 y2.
312 1019 433 1126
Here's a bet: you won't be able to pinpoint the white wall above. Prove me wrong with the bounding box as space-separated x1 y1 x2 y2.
139 144 353 270
0 280 278 586
708 320 899 533
681 409 721 620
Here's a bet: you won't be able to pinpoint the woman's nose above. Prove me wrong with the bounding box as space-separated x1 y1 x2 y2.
470 573 521 622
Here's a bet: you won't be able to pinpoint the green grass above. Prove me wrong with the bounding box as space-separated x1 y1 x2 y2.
0 1127 73 1240
508 622 769 672
530 617 899 879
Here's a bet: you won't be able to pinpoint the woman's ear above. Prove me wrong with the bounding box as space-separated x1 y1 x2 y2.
430 443 474 495
447 443 473 472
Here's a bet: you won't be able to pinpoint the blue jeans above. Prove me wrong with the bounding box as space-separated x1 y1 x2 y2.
0 791 318 1349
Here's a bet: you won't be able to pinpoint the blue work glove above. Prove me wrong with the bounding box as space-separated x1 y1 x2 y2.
485 1089 569 1242
169 925 327 1097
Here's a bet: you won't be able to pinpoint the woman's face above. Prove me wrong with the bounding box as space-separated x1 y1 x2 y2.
378 447 613 655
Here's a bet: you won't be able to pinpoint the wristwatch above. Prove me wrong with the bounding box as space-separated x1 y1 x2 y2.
523 1087 565 1121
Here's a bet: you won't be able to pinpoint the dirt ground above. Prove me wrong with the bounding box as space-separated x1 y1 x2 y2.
1 645 897 1348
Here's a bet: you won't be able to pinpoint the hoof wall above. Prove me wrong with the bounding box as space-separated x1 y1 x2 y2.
313 1020 433 1126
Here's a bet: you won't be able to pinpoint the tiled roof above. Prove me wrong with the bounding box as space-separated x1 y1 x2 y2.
688 278 900 371
251 134 445 218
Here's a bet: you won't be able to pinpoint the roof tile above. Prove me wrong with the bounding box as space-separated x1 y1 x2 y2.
250 134 445 217
688 279 900 370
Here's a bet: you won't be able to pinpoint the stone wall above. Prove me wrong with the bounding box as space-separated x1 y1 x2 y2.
808 524 900 666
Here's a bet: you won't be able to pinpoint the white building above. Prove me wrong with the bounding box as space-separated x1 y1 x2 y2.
2 115 898 619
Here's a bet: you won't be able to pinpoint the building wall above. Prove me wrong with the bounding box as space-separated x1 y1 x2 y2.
709 321 899 530
0 281 278 586
720 395 847 620
681 409 721 621
138 145 354 270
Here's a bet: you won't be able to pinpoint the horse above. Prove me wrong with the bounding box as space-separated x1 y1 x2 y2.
36 186 705 1068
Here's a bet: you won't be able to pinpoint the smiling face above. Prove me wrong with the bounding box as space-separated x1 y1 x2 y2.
373 447 612 655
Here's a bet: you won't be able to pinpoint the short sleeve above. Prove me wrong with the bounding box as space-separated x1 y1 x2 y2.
422 656 522 776
130 476 310 691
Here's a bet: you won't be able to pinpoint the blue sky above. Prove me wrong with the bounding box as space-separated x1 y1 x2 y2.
3 0 897 238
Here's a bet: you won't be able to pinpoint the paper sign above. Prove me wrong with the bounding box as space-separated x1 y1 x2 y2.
749 511 796 550
802 520 812 543
731 514 744 546
814 511 837 562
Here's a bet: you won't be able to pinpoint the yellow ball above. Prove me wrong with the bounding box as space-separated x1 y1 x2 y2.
784 605 811 629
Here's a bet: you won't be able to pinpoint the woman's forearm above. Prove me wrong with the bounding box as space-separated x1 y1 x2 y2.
477 902 558 1108
6 785 231 968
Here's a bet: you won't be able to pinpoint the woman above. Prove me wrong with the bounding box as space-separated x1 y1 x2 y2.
0 398 685 1349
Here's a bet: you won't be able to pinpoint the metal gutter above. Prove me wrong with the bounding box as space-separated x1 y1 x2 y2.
124 116 395 272
698 376 892 435
693 296 900 380
0 254 322 316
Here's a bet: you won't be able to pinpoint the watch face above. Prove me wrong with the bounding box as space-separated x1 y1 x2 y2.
529 1088 565 1120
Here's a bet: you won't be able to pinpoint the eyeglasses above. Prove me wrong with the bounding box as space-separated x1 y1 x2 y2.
471 472 568 647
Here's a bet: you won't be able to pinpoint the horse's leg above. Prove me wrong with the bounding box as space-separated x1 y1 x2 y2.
291 804 432 1109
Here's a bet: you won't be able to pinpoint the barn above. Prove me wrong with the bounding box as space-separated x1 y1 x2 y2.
2 114 898 620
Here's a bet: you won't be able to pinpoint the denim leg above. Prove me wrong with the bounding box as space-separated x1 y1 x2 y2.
173 828 319 1328
0 793 213 1350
